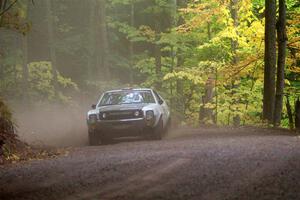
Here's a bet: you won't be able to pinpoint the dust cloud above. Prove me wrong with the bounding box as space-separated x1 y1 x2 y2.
13 104 89 147
11 102 187 147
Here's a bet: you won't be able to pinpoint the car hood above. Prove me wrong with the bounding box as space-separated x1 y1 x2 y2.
98 104 151 112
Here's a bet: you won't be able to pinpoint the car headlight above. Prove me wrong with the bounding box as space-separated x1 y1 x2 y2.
102 113 107 119
145 110 155 126
89 114 97 123
145 110 154 120
134 110 141 117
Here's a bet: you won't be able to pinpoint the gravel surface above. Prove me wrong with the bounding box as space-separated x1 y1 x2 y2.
1 127 300 200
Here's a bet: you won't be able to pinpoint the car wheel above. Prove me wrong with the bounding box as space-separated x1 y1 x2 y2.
152 117 163 140
100 134 113 145
88 131 99 146
164 117 171 135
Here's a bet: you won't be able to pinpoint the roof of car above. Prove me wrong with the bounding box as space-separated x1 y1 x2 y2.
104 88 152 93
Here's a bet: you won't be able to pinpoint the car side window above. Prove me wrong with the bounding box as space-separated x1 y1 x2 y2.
153 90 164 104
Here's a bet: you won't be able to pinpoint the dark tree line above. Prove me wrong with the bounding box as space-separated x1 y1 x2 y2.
262 0 299 129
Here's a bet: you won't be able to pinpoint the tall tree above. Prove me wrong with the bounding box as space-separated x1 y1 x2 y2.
22 29 29 103
129 0 135 84
154 21 162 90
87 0 97 80
199 75 215 124
45 0 59 93
98 0 110 80
273 0 287 126
21 0 30 104
263 0 276 123
176 0 187 121
199 3 216 125
229 0 240 126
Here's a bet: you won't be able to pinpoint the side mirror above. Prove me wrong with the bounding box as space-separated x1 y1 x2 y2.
158 100 164 105
91 104 96 109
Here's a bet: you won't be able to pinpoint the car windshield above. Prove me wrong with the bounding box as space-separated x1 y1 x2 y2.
99 90 155 106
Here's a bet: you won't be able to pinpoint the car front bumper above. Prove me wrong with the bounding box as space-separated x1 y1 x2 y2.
88 118 153 137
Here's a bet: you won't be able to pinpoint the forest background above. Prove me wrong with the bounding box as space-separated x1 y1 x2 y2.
0 0 299 133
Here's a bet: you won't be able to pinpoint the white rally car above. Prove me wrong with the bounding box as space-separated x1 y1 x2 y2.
87 88 171 145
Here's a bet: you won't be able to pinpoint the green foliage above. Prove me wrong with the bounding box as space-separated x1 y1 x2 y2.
106 0 299 127
0 0 299 128
164 70 205 85
0 61 78 104
28 61 78 103
0 0 31 35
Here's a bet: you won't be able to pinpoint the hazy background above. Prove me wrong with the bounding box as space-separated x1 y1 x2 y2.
13 104 88 147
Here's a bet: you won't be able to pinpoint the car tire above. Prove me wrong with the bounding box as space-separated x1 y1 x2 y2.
164 117 171 135
100 134 113 145
88 131 99 146
152 117 163 140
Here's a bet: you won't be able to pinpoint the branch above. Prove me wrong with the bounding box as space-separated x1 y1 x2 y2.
0 0 18 17
1 0 8 11
219 55 263 85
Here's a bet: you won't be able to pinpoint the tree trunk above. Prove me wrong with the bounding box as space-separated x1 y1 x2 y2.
263 0 276 123
98 0 110 80
21 1 30 104
22 35 29 103
285 96 294 129
170 46 175 108
207 22 211 41
199 76 215 124
94 0 102 79
295 98 300 131
229 0 240 126
154 21 162 90
199 22 214 125
175 0 187 121
273 0 287 127
229 0 238 63
0 0 7 25
129 1 135 85
169 0 177 108
87 0 96 80
45 0 59 93
215 67 218 124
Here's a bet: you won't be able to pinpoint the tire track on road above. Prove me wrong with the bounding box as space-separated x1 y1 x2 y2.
67 157 191 200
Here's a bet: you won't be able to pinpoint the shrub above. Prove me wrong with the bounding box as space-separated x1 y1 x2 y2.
0 98 18 164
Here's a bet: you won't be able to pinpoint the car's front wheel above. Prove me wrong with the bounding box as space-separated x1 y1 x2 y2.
88 130 99 146
152 117 163 140
99 134 113 145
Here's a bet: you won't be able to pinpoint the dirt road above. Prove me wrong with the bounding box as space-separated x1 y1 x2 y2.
1 127 300 200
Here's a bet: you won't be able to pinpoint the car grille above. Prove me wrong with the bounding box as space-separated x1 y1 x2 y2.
99 110 143 120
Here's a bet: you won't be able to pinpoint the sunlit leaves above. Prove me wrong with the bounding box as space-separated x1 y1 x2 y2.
166 0 271 125
0 61 78 103
0 0 31 35
164 70 205 85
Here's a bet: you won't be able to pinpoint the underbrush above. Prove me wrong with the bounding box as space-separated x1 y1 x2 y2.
0 98 66 165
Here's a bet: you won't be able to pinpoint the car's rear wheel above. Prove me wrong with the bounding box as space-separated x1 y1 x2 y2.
163 117 171 135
